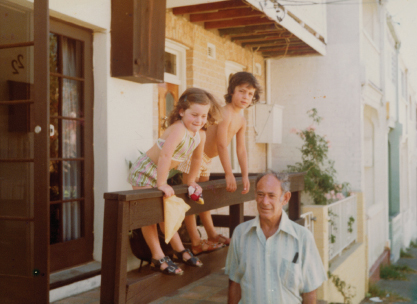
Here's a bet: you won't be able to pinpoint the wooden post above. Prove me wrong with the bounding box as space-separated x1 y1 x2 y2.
229 204 244 236
100 200 130 304
288 190 301 221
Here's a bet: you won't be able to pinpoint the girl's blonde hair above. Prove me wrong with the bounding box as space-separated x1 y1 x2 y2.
166 87 222 130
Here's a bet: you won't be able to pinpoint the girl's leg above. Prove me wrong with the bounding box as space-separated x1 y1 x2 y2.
133 186 182 273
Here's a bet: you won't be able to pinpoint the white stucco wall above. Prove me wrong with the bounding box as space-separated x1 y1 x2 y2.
269 3 362 192
41 0 155 262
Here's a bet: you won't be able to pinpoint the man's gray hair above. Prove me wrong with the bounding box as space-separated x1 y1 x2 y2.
255 171 290 193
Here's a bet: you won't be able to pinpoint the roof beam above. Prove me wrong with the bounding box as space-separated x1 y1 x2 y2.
205 16 273 29
231 33 291 42
190 7 262 22
218 24 283 36
172 0 246 15
244 41 305 48
263 50 318 58
258 45 314 53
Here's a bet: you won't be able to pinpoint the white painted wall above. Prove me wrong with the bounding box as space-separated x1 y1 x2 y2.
12 0 156 263
270 3 362 192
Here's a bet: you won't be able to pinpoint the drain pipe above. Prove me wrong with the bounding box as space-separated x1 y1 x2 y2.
266 59 272 170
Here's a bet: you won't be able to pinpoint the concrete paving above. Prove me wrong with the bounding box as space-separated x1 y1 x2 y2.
361 247 417 304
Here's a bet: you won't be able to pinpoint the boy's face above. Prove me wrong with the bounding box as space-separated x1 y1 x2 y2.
231 83 256 109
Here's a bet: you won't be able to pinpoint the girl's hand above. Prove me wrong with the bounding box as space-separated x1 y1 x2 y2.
188 181 202 196
158 184 175 197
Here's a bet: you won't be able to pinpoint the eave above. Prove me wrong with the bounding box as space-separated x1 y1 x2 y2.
170 0 326 58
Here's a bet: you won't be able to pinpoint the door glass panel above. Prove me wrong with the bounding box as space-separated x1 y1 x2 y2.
165 92 174 116
62 120 83 158
50 75 60 117
50 118 60 158
50 33 59 73
63 160 82 200
62 201 81 241
62 79 83 118
62 37 83 78
50 160 61 202
50 203 61 244
0 220 33 276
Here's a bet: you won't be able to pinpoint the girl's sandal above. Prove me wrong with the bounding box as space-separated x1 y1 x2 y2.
150 256 184 276
208 234 231 246
191 239 224 256
173 249 203 267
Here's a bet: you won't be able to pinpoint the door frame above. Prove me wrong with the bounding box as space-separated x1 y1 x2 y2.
48 19 94 272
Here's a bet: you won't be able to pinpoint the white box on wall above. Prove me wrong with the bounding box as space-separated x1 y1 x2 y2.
255 103 284 144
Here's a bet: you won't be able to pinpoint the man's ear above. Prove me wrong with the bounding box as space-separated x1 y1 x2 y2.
282 191 291 206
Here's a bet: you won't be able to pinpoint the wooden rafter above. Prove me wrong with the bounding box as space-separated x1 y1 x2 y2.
205 16 273 29
172 0 246 15
239 36 300 45
190 7 263 22
171 0 320 59
258 45 313 53
218 24 281 36
245 41 306 49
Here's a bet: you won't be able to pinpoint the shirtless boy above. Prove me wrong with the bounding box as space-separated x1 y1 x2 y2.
178 72 262 254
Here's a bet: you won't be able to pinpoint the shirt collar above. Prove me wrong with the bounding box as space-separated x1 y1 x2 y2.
250 211 299 240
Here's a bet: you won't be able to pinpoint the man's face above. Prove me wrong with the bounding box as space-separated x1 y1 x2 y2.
256 175 290 223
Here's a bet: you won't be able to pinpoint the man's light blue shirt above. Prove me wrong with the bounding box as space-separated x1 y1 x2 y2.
225 211 327 304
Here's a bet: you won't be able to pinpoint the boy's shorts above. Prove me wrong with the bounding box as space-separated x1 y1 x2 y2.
127 153 158 187
177 153 212 178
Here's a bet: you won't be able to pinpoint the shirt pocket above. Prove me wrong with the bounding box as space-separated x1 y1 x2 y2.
279 258 302 296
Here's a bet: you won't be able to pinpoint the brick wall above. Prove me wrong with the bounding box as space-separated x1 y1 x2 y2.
160 11 267 173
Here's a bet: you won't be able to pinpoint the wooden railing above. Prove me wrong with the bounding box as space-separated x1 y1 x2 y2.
100 172 305 304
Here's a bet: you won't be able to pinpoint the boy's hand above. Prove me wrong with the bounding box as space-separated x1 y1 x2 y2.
242 176 250 194
225 173 237 192
158 184 175 198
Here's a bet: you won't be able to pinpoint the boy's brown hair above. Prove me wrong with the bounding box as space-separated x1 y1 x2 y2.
224 71 262 106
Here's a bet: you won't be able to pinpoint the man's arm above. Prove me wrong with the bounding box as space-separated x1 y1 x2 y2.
302 289 316 304
228 279 241 304
235 119 249 194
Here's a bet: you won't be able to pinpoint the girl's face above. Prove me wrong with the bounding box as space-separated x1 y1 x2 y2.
179 103 210 134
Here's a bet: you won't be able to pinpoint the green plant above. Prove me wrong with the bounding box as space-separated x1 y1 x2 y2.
367 284 409 302
400 248 414 258
287 109 350 205
390 264 416 274
347 216 355 233
380 264 408 280
410 241 417 248
327 271 356 304
328 209 338 244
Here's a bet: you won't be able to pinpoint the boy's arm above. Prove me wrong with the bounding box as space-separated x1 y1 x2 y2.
185 130 205 194
236 119 249 194
216 110 236 192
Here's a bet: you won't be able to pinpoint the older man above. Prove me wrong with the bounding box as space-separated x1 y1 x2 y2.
225 172 327 304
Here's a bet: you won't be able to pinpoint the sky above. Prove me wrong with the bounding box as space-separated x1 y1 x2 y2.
386 0 417 88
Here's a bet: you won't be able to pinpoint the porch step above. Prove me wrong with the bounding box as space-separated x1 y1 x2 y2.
50 261 101 289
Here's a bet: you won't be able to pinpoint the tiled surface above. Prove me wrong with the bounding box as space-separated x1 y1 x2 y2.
51 270 228 304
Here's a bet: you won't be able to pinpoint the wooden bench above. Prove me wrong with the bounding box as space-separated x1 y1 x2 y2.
100 173 305 304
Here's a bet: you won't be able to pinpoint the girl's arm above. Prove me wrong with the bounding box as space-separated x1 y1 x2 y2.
236 119 249 194
186 130 206 194
216 109 236 192
157 123 185 197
